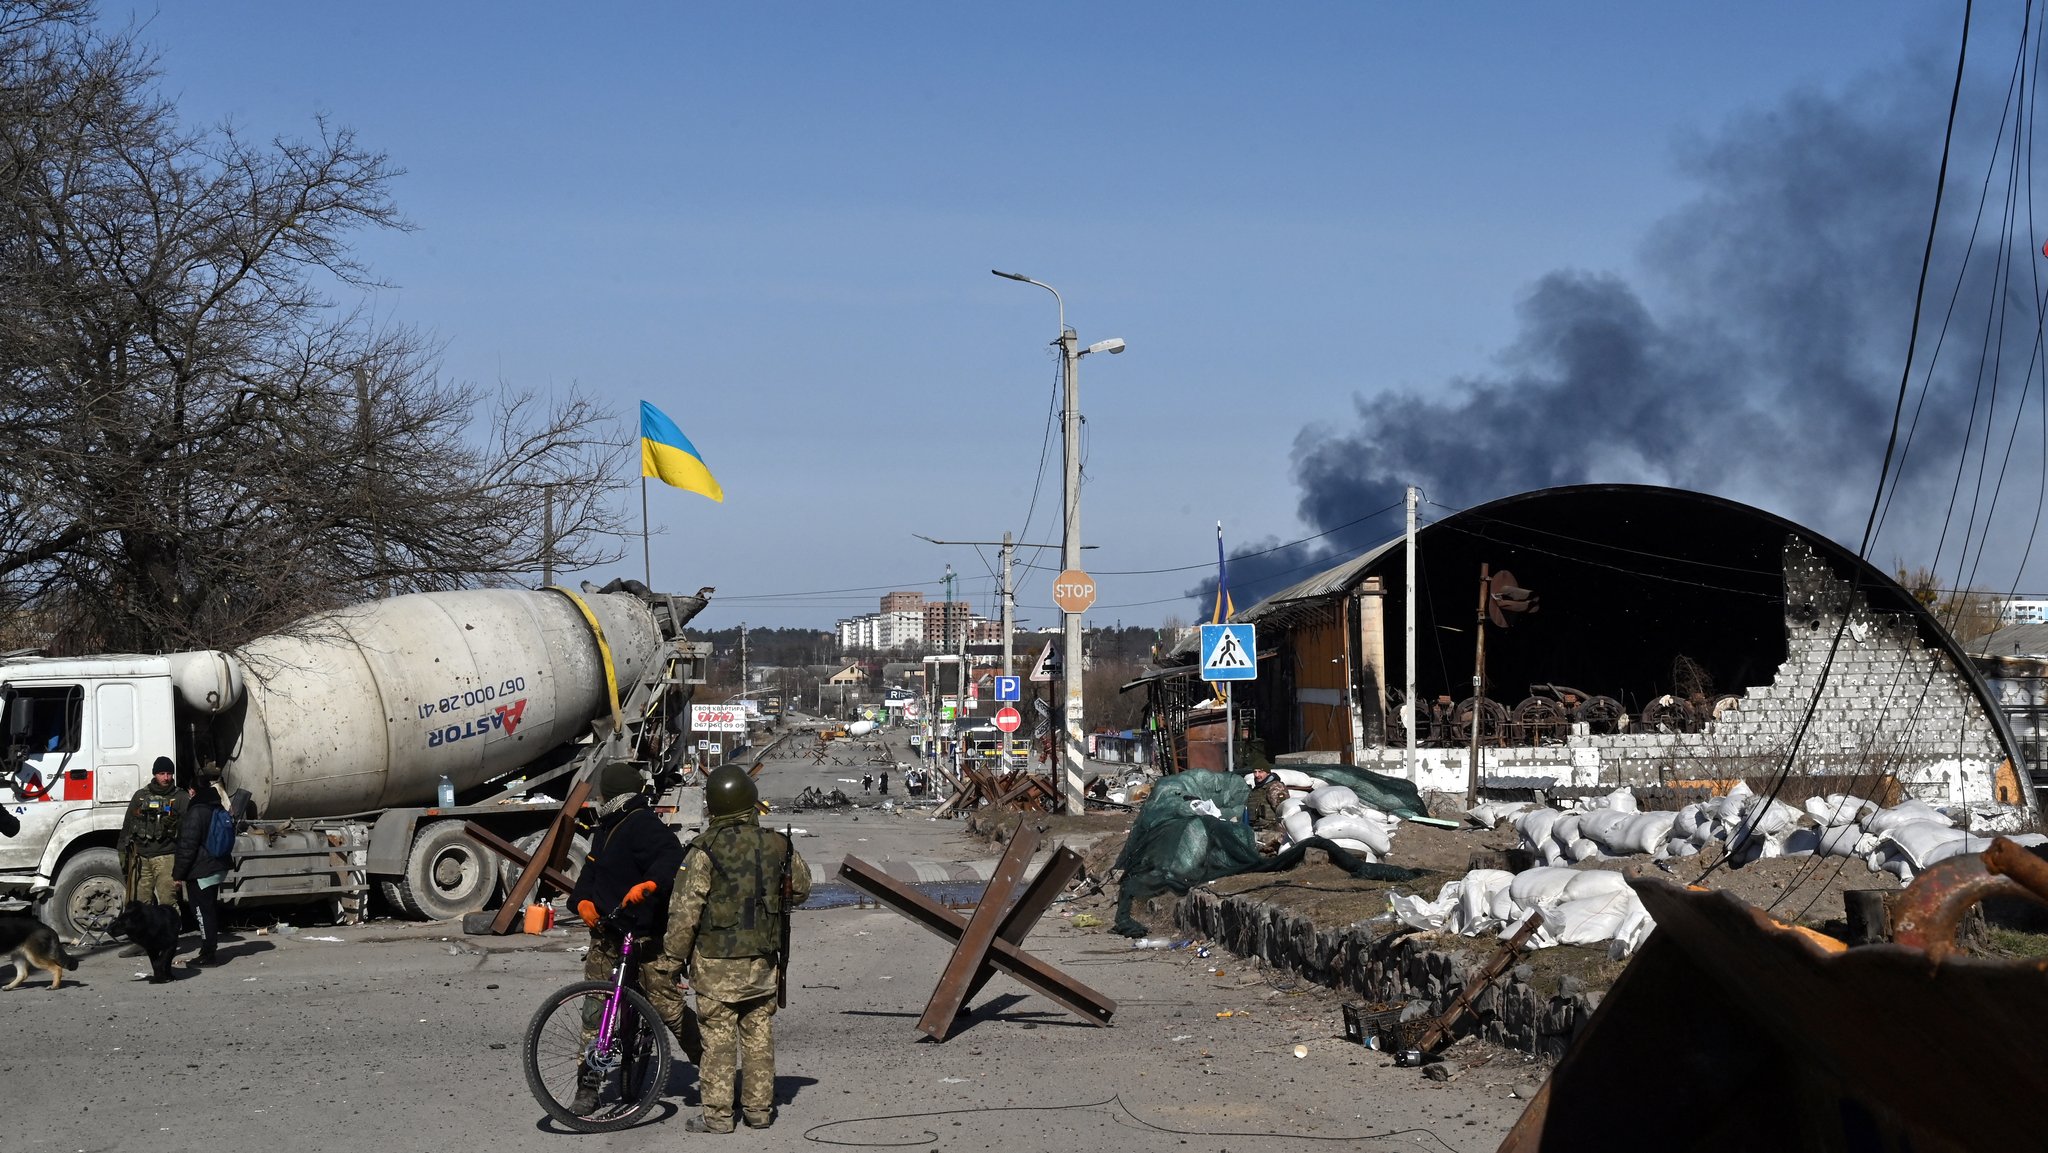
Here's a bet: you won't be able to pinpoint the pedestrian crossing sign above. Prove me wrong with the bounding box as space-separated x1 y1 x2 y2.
1200 623 1257 681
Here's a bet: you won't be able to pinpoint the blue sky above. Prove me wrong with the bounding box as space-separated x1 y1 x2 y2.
111 2 1973 630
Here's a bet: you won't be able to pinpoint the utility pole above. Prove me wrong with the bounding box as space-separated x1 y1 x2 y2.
738 622 749 703
1466 564 1489 808
1405 485 1418 782
917 532 1069 765
992 269 1123 816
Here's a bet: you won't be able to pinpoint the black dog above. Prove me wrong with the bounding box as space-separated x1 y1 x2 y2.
109 902 181 983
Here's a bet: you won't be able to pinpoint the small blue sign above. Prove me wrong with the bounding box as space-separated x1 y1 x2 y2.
992 675 1021 702
1200 623 1257 681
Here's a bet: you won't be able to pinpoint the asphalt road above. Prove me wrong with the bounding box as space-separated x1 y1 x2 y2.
5 734 1533 1153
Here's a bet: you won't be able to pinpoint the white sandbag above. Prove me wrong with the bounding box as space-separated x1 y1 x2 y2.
1540 841 1567 867
1576 808 1634 848
1865 799 1953 835
1566 837 1601 862
1619 811 1678 855
1881 819 1969 871
1815 825 1865 858
1312 812 1392 855
1468 801 1534 828
1508 867 1578 908
1455 870 1516 934
1671 804 1703 840
1551 812 1587 850
1323 837 1380 861
1546 889 1646 947
1781 828 1819 857
1561 870 1630 900
2010 833 2048 849
1282 810 1315 844
1273 767 1318 790
1390 885 1457 932
1277 796 1304 819
1663 838 1699 858
1304 784 1362 814
1514 807 1562 849
1592 787 1640 814
1740 796 1801 837
1805 793 1875 827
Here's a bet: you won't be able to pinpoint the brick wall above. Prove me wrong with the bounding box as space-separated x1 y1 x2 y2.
1360 537 2017 806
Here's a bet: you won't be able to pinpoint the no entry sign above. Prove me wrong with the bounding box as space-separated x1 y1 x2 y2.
993 705 1022 733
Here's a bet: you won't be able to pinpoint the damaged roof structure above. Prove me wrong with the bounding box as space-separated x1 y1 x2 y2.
1148 484 2034 813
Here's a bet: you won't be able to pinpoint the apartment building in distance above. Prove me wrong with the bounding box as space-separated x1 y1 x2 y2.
837 591 999 653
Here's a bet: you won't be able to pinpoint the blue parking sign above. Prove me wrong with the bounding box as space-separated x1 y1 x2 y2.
992 676 1021 701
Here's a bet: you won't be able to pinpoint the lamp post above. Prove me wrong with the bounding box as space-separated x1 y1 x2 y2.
993 270 1124 814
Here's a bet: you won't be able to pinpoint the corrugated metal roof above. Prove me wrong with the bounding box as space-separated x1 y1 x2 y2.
1165 538 1399 660
1967 622 2048 659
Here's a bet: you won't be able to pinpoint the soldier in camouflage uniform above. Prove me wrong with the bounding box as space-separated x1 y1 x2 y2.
661 764 811 1133
117 758 184 905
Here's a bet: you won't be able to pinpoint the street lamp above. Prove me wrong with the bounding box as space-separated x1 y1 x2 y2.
992 269 1124 815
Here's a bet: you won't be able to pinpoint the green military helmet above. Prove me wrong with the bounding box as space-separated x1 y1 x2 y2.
704 764 759 818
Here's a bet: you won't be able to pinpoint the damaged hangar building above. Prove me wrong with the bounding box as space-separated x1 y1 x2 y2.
1153 484 2034 813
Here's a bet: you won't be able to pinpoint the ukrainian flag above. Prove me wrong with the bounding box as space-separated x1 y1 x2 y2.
640 400 724 503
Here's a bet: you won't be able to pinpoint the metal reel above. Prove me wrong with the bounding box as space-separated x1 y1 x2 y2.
1450 697 1510 745
1512 696 1570 745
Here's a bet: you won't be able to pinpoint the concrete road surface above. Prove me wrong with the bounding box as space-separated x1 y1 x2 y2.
6 735 1534 1152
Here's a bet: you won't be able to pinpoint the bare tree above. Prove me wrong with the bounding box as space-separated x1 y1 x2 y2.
0 3 628 654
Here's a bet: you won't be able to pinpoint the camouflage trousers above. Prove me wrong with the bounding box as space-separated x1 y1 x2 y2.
581 930 703 1064
129 853 177 906
697 993 778 1126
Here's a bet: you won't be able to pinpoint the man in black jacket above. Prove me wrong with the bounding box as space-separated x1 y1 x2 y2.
173 767 233 967
567 761 701 1113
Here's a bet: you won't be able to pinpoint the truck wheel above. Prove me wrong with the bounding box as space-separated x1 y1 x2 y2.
396 823 499 922
378 878 423 919
47 847 126 940
498 830 591 901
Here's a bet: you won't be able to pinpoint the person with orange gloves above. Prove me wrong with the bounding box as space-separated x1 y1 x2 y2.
566 760 700 1115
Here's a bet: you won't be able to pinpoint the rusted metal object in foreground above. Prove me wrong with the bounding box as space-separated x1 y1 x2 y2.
838 823 1114 1040
1499 838 2048 1153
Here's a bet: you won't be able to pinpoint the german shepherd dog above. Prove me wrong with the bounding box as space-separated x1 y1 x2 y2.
0 913 79 990
109 902 182 983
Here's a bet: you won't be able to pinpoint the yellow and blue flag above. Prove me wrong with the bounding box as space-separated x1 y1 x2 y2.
1211 521 1235 624
639 400 723 503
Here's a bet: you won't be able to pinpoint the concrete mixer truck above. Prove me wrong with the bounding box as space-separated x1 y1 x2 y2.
0 582 713 937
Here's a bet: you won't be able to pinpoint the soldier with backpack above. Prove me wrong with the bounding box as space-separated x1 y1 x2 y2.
173 765 234 967
660 764 811 1133
117 757 184 906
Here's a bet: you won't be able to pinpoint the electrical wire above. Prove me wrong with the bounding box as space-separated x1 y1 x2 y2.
799 1092 1467 1152
1015 500 1407 577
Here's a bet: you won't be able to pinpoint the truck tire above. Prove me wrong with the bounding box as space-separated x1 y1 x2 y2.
498 829 591 901
395 822 499 922
378 877 423 919
46 847 126 940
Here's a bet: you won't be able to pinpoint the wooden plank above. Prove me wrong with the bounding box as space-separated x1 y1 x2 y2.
488 769 593 935
463 820 576 895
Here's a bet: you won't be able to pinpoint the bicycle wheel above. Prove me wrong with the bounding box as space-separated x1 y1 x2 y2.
523 979 673 1133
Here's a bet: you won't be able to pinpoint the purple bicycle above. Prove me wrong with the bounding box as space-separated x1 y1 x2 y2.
521 907 671 1132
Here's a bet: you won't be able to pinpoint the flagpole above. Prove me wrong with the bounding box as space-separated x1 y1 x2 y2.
640 474 651 587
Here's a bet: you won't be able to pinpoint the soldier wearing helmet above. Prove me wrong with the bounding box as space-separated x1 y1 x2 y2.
660 764 811 1133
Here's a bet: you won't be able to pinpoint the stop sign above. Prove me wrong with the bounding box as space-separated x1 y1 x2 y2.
993 705 1022 733
1051 568 1096 614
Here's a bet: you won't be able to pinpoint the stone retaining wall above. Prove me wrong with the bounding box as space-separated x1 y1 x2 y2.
1176 886 1600 1057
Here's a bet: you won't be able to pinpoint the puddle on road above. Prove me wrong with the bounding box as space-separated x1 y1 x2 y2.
803 880 995 910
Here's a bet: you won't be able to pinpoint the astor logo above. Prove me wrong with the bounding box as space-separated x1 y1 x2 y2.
426 697 529 748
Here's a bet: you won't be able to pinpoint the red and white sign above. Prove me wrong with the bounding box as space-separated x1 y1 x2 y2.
690 703 747 733
1052 568 1097 614
993 706 1022 733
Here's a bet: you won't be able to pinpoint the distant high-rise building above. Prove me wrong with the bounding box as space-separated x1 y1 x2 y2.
923 600 971 647
880 591 924 614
